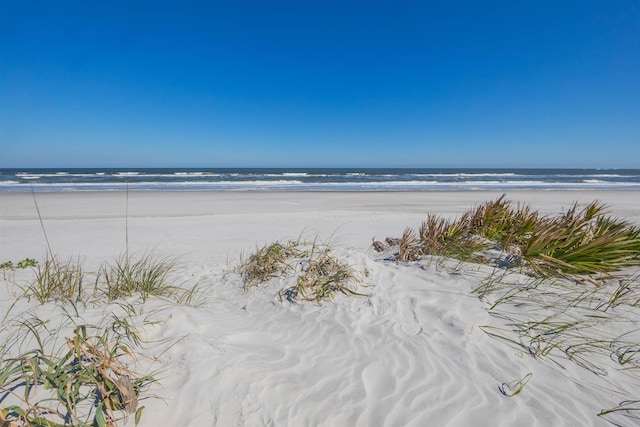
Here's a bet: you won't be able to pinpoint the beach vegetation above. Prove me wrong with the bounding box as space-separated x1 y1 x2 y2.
376 196 640 419
460 194 538 248
418 214 490 261
522 201 640 276
10 252 197 307
473 269 640 421
598 400 640 419
278 245 364 303
397 228 421 262
17 258 38 269
100 252 178 302
2 258 38 280
374 195 640 277
239 239 364 303
24 256 86 304
239 241 299 288
498 372 533 397
0 313 154 427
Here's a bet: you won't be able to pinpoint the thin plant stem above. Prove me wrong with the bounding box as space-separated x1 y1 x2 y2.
125 182 130 264
30 185 54 260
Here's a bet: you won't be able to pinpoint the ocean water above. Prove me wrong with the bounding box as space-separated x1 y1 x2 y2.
1 168 639 191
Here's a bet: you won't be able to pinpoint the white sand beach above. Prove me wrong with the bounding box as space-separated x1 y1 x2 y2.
1 190 639 426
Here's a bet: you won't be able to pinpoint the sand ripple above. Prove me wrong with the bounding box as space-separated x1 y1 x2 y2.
135 254 610 426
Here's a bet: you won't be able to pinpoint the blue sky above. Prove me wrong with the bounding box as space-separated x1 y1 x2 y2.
1 0 639 168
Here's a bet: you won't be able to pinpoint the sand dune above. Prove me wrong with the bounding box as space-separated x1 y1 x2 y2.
1 191 639 426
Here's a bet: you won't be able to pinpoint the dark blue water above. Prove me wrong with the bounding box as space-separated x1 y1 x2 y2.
1 168 639 191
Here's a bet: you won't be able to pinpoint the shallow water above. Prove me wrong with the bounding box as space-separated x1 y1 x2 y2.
2 167 639 191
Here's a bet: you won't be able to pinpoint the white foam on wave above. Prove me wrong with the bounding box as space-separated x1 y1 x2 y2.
557 173 629 178
2 180 640 191
15 172 106 180
266 172 310 177
411 173 519 178
173 172 221 177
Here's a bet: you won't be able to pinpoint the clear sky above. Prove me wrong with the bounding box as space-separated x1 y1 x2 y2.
1 0 639 168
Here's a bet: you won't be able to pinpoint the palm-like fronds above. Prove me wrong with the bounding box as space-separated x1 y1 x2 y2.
418 214 487 261
523 202 640 276
461 195 538 248
376 198 640 277
398 228 421 262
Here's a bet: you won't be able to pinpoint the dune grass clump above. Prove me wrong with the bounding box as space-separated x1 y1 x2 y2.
239 241 300 288
240 239 363 303
8 251 195 306
0 315 154 427
101 253 178 302
278 246 364 303
24 257 86 304
374 196 640 277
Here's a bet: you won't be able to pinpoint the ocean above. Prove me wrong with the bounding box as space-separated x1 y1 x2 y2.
1 168 639 192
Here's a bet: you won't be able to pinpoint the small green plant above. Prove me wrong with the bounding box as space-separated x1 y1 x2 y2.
1 258 39 270
25 257 85 304
17 258 38 269
101 253 178 302
1 259 38 279
0 261 14 280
